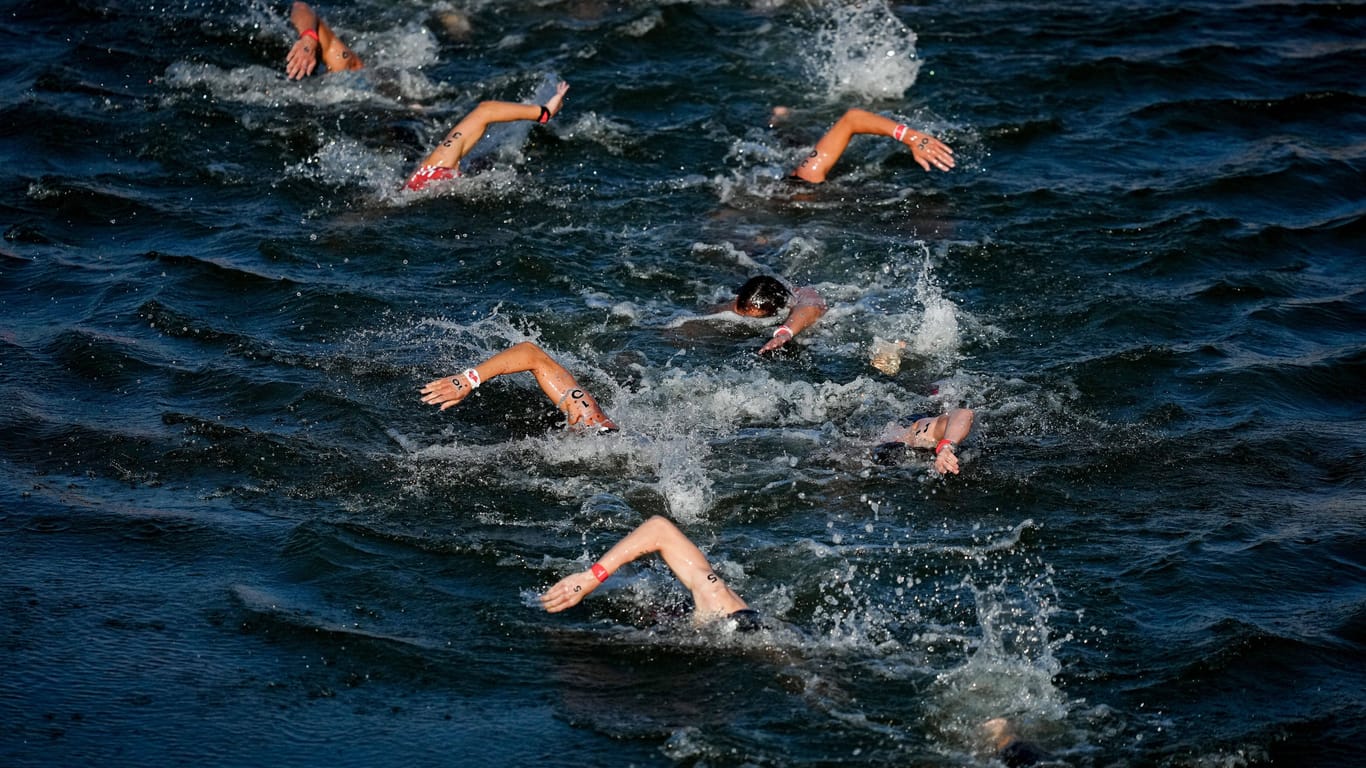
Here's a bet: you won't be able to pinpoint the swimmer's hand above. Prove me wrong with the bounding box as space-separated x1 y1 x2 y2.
758 320 800 355
934 444 961 475
557 387 619 433
902 130 955 173
757 333 791 355
420 375 476 410
540 570 601 613
285 37 320 80
544 81 570 119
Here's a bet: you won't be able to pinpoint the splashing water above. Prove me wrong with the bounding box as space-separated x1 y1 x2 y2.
925 545 1075 757
908 253 961 370
805 1 922 102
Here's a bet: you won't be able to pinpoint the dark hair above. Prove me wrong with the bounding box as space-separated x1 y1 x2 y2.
735 276 791 317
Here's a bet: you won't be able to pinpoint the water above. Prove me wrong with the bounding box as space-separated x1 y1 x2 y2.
2 0 1364 765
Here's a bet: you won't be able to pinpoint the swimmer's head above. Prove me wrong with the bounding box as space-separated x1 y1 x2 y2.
735 276 791 318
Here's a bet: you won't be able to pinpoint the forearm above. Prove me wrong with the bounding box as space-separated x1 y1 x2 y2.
840 108 899 138
761 287 825 352
472 341 554 380
476 342 579 402
597 517 737 610
781 287 827 335
420 342 566 411
593 516 671 576
941 408 974 445
290 2 320 36
541 518 697 614
419 101 547 168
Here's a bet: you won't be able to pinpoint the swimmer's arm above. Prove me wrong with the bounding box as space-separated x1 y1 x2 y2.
420 341 574 410
759 286 827 354
420 341 614 429
416 82 569 170
932 408 974 475
841 109 955 173
540 516 745 615
793 109 954 182
540 516 675 613
285 2 324 79
286 3 362 79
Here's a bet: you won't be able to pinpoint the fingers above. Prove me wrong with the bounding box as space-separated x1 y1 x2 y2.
419 376 471 409
936 451 960 475
285 40 317 80
921 138 955 172
546 82 570 117
759 336 787 354
906 133 955 172
540 574 591 612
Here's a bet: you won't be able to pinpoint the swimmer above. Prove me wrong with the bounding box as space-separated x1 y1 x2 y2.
872 407 975 475
540 515 761 631
789 108 954 184
982 717 1055 767
420 341 617 433
713 275 828 355
404 81 570 191
284 2 363 80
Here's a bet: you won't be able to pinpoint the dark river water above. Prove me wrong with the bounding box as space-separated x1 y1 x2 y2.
3 0 1364 765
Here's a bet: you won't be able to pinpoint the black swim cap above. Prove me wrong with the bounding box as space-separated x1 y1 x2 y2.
872 441 910 466
735 276 791 317
729 608 763 633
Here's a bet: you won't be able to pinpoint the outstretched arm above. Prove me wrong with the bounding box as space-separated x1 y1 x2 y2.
759 286 827 354
285 2 363 80
791 108 954 184
540 516 748 617
419 340 615 431
930 407 974 474
412 81 569 172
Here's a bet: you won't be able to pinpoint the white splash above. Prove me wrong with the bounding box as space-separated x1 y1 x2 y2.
806 1 923 102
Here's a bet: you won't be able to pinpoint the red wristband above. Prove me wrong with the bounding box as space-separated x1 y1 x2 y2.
773 324 793 338
590 563 609 582
301 28 320 42
893 123 908 142
935 439 955 455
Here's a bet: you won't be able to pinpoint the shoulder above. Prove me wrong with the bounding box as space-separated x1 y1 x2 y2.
790 286 826 309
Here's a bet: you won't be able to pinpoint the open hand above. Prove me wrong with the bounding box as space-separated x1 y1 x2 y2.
904 131 955 172
544 81 570 119
540 570 600 613
420 375 476 410
285 38 319 80
934 446 961 475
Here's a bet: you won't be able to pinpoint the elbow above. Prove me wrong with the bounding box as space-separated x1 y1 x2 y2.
641 515 673 533
953 408 975 435
638 516 678 550
508 341 552 368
